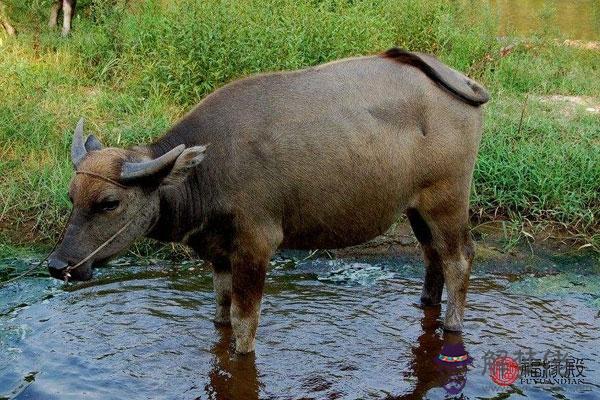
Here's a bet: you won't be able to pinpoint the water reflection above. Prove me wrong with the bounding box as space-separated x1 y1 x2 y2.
394 306 470 399
204 326 261 400
201 306 473 400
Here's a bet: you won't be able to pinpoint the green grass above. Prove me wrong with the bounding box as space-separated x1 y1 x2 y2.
0 0 598 256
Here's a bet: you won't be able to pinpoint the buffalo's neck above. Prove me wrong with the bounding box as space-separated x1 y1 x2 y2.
147 180 205 243
142 112 230 245
146 146 212 242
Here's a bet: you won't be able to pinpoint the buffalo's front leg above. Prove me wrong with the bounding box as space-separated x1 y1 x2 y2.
229 224 281 354
230 256 267 354
407 208 444 306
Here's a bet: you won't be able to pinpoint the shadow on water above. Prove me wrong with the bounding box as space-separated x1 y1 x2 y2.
204 326 261 400
395 307 469 400
0 251 599 399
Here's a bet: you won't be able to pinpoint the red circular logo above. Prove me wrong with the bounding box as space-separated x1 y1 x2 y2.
490 356 520 386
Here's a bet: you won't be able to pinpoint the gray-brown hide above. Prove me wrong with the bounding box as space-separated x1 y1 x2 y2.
48 49 489 354
48 0 75 36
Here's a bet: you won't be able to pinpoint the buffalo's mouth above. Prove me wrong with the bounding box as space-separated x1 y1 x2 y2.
48 257 93 281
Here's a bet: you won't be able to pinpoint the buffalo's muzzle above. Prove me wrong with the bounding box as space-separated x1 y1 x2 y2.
47 255 93 281
48 256 68 279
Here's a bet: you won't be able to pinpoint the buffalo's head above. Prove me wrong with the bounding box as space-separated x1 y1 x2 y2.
48 119 207 281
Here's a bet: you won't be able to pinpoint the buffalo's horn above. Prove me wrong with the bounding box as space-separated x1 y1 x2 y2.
120 144 185 181
71 118 87 167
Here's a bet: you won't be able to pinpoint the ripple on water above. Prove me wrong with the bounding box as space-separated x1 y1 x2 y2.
0 255 599 399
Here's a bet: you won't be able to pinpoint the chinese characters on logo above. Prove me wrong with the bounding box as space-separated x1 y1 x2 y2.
483 349 587 386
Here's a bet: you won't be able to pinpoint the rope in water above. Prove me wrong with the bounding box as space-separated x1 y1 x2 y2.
0 257 52 287
0 209 72 287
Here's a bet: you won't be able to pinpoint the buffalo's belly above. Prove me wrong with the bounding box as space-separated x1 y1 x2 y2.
280 216 399 249
280 173 411 249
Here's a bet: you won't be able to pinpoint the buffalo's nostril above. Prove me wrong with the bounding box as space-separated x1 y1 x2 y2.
48 257 68 278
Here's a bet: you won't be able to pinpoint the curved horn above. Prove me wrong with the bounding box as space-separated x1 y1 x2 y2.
71 118 87 167
120 144 185 181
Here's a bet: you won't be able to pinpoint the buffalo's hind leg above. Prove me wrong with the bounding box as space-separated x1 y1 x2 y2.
411 184 475 332
407 208 444 306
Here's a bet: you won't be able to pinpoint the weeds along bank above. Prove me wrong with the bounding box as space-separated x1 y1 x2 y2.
0 0 598 254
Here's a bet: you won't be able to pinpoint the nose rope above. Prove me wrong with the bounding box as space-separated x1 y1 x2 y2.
63 218 135 280
0 172 142 286
61 172 134 281
75 171 127 189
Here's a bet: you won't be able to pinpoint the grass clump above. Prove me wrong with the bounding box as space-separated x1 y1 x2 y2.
0 0 598 256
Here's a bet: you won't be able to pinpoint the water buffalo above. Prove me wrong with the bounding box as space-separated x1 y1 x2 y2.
48 48 489 353
49 0 75 36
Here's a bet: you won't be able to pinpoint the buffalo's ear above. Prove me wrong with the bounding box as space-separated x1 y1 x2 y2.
120 144 207 186
85 134 103 152
71 118 104 168
161 145 208 187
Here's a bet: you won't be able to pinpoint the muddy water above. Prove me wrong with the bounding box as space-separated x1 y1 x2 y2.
1 252 599 399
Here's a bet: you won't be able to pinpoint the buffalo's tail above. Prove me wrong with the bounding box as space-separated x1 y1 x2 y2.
382 48 489 106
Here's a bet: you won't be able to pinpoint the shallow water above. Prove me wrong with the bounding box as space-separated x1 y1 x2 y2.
0 252 599 399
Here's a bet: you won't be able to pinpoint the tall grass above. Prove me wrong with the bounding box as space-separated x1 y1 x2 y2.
0 0 598 253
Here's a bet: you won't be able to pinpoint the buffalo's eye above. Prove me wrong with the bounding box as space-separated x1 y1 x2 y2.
96 199 120 212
